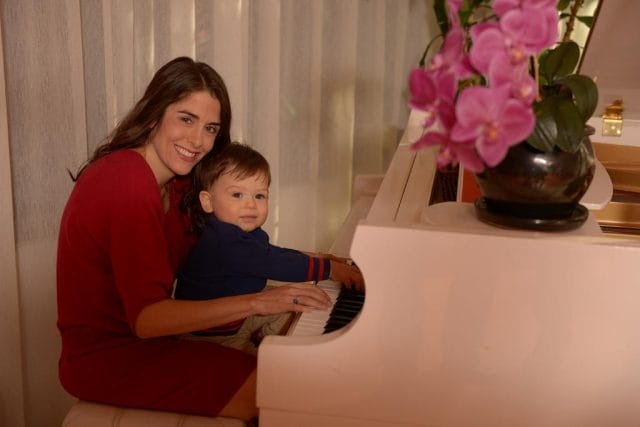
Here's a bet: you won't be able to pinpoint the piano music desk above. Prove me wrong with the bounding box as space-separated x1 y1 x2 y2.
422 202 604 236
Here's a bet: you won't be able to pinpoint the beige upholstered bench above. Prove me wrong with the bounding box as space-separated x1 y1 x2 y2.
63 400 247 426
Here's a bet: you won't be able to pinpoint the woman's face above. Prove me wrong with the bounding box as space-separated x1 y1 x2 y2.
143 90 221 185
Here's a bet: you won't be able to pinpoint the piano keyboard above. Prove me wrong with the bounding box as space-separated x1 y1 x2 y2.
288 280 365 336
429 166 459 205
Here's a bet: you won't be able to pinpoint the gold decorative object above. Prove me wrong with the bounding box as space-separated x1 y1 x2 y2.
602 99 624 136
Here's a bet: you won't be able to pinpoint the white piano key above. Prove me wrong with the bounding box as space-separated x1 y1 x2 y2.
289 280 341 336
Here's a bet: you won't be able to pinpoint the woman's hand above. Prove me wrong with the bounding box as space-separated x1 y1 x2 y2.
250 283 332 316
135 283 331 338
329 260 364 292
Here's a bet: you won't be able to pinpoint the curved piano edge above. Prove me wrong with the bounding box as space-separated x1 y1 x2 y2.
256 319 364 410
580 158 613 210
256 225 440 425
259 317 358 349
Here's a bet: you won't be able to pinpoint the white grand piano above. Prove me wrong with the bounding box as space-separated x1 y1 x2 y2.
257 112 639 426
256 2 640 424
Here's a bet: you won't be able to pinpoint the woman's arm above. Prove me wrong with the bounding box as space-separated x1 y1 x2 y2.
135 282 332 338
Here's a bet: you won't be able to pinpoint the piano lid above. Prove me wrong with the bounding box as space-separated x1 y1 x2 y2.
364 109 437 224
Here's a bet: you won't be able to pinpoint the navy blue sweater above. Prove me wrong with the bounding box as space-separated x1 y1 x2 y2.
175 215 330 301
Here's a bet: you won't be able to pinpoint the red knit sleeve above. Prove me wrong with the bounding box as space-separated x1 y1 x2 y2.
108 157 177 331
164 176 198 273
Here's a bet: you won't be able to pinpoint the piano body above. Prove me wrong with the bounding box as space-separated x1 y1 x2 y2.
257 110 640 426
257 2 640 424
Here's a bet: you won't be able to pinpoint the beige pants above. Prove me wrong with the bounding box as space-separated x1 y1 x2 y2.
183 313 291 356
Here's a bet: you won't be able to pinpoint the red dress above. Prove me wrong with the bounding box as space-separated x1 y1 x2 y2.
56 149 255 417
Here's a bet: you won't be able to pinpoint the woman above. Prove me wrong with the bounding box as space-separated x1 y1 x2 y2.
56 57 333 420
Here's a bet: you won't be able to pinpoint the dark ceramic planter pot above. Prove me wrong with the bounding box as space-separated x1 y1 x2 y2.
473 135 595 231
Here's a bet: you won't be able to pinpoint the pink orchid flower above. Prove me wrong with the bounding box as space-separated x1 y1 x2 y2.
412 131 485 173
493 0 556 17
450 85 535 167
408 68 457 128
500 6 558 53
446 0 464 24
447 0 463 14
411 100 485 173
429 24 475 80
406 0 560 172
469 28 521 75
470 3 557 73
492 0 559 51
488 56 537 105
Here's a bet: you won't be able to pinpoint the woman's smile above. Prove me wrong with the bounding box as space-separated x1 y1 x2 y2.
175 144 198 160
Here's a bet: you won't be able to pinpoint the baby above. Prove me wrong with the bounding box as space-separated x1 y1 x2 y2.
175 142 363 353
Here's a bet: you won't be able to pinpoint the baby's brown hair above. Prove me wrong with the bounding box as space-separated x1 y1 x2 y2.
184 142 271 233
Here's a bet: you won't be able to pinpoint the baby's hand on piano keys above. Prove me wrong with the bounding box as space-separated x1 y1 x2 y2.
323 253 351 265
304 252 352 264
252 283 332 315
329 260 364 293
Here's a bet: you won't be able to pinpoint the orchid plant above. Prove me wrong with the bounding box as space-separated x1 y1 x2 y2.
409 0 598 173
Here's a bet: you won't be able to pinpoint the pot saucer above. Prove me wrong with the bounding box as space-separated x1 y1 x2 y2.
474 197 589 231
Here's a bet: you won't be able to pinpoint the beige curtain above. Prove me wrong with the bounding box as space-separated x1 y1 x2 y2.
0 0 436 425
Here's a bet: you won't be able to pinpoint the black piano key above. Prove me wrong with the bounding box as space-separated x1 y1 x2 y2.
323 287 365 334
328 312 358 322
336 297 364 307
324 323 344 333
332 300 363 310
338 288 365 300
325 318 351 330
331 309 360 319
337 299 363 308
429 166 458 205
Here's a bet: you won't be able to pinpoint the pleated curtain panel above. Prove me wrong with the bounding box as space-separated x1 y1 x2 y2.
0 1 436 425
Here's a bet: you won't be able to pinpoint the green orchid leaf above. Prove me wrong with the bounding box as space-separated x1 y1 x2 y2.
556 74 599 121
539 41 580 82
528 99 559 152
577 15 594 28
529 96 585 152
557 0 571 10
553 96 585 152
537 50 551 85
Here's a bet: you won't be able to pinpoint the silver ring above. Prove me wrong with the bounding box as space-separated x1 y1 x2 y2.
293 297 300 305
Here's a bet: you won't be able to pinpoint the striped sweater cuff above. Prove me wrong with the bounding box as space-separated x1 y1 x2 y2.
306 256 331 282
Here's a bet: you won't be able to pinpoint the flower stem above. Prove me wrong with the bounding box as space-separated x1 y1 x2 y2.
533 56 541 101
562 0 585 42
419 34 443 67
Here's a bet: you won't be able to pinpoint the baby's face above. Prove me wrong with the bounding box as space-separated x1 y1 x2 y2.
202 171 269 232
